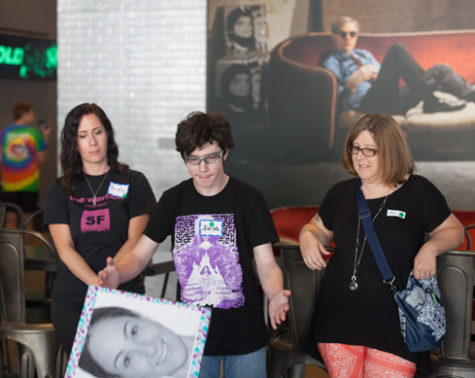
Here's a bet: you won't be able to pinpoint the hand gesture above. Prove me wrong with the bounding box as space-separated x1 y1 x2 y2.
413 245 437 280
300 230 330 270
347 64 378 90
360 64 378 81
98 257 120 289
268 290 291 330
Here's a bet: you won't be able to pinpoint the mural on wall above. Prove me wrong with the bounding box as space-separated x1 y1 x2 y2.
207 0 475 209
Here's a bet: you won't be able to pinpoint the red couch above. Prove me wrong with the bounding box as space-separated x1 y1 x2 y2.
271 206 475 250
268 30 475 160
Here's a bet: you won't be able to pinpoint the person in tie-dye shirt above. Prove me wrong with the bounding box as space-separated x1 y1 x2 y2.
0 101 50 228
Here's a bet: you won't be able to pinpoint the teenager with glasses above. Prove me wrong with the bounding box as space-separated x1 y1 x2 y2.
99 111 290 378
299 113 463 377
323 16 472 115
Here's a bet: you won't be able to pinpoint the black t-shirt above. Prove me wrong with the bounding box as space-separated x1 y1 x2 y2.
144 177 278 355
44 169 156 305
312 175 451 364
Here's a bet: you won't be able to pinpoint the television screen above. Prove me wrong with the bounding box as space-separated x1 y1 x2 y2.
0 34 57 80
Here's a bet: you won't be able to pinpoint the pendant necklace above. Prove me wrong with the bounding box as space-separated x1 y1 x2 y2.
349 194 388 291
84 170 110 207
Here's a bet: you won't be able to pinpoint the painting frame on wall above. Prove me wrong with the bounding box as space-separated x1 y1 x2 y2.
65 286 211 378
207 0 475 210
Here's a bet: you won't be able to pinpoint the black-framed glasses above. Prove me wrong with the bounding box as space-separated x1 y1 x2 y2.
184 150 224 165
338 31 358 38
349 144 378 157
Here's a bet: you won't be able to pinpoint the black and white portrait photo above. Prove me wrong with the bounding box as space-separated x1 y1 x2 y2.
65 286 211 378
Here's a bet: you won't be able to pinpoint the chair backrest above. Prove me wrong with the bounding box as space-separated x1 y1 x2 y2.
437 250 475 361
0 229 26 322
278 243 324 345
0 202 25 229
271 206 320 243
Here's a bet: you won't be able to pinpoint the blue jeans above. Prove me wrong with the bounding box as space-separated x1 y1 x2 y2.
198 347 267 378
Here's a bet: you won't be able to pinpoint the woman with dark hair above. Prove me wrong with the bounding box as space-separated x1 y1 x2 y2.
220 64 254 113
78 306 194 378
299 114 463 377
226 7 255 53
44 103 156 355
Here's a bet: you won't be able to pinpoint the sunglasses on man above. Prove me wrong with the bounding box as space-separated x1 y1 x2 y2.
338 31 358 38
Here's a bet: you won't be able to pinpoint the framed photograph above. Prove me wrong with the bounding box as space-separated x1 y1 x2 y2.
223 5 267 55
215 58 266 115
208 1 475 211
65 286 211 378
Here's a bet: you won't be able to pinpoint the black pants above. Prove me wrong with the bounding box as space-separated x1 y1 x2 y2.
359 43 434 114
51 299 83 356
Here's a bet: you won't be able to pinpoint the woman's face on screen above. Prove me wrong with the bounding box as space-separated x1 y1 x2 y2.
229 72 251 97
233 15 253 38
87 313 188 377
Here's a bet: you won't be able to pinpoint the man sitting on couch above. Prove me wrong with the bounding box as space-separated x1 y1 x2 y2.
323 16 473 115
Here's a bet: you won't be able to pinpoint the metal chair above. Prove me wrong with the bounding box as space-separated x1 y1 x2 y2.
142 260 177 298
430 250 475 376
0 202 26 229
269 243 327 378
0 228 61 378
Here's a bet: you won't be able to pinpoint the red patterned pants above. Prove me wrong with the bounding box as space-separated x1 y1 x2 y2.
318 343 416 378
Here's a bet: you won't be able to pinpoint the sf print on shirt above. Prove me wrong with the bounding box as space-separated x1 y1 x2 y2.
76 181 130 233
173 214 244 309
81 208 110 232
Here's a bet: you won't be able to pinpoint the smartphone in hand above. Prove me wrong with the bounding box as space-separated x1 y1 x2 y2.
38 119 49 130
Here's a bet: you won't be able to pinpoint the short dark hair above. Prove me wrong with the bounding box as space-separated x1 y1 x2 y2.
59 103 128 194
226 6 255 49
78 307 139 378
342 113 415 185
175 112 235 159
220 64 251 98
219 64 253 112
12 101 33 120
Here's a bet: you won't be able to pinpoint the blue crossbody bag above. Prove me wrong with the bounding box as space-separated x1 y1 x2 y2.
356 179 446 352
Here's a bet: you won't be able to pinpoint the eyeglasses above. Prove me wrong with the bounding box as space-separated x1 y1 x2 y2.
348 144 378 157
184 150 224 165
338 31 358 39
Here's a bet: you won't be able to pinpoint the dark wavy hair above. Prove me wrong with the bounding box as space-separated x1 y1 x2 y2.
220 64 253 112
60 103 128 194
226 7 255 50
175 112 235 159
78 307 139 378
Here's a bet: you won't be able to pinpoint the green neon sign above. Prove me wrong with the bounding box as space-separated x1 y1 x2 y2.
0 46 24 65
0 34 57 79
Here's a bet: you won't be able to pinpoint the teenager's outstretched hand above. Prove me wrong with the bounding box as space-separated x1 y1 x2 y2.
268 290 291 330
98 257 120 289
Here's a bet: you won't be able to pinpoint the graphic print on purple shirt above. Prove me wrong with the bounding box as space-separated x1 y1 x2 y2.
81 208 110 233
173 213 244 309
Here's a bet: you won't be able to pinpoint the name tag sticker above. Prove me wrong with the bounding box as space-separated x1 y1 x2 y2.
107 182 129 198
199 219 223 236
387 209 406 219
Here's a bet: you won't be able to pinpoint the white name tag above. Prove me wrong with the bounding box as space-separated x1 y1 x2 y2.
387 209 406 219
199 219 223 236
107 182 129 198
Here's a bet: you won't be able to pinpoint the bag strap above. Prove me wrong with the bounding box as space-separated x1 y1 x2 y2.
355 179 396 290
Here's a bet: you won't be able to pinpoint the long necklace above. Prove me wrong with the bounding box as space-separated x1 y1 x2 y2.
84 170 110 207
349 194 388 291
